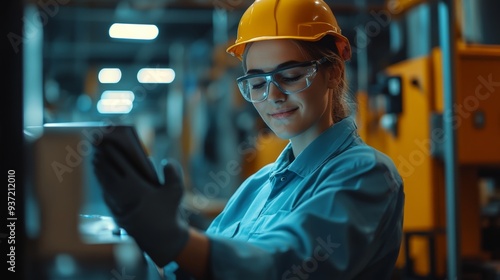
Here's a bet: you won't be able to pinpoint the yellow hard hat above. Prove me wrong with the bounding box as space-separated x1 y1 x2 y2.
226 0 351 61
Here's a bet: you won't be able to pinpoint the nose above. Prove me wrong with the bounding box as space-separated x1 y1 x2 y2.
266 80 286 103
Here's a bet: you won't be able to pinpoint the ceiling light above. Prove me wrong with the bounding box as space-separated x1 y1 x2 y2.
97 99 133 114
109 23 159 40
97 90 135 114
100 90 135 102
98 68 122 83
137 68 175 84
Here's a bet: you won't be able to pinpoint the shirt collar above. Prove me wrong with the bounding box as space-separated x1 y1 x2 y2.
272 117 360 177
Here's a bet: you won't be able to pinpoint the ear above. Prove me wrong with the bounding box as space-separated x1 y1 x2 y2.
326 62 343 89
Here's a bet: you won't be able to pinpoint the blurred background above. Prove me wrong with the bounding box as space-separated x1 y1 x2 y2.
3 0 500 279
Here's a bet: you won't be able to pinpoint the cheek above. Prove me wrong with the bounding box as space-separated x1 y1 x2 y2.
253 103 267 119
302 87 330 110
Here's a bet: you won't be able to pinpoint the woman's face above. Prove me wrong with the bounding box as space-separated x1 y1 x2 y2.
244 39 334 141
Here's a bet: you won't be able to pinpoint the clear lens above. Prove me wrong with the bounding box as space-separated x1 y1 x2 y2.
237 58 326 103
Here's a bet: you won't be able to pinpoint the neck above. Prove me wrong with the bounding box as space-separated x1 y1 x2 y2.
290 122 334 157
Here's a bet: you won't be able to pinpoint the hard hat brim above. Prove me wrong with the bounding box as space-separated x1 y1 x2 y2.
226 32 352 62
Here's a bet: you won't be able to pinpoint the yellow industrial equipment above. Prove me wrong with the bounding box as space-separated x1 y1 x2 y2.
357 0 500 278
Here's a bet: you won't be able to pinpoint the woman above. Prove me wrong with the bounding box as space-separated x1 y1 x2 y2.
93 0 405 279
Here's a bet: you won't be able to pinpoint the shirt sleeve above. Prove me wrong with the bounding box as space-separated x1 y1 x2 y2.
207 155 404 280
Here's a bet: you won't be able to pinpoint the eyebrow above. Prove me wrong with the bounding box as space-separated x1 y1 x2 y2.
246 60 302 75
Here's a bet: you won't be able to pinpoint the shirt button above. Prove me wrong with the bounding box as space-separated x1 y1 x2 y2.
280 177 286 182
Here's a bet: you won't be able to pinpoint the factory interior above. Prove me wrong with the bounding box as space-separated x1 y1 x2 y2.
3 0 500 279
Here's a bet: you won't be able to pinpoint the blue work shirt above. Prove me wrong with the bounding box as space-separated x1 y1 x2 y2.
197 117 404 279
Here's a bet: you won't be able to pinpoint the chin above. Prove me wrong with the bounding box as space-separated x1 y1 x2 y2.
270 128 296 140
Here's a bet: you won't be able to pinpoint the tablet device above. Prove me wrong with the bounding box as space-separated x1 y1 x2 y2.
93 124 159 183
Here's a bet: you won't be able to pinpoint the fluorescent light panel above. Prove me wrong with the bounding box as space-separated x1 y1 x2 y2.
97 90 135 114
137 68 175 84
101 90 135 102
97 99 133 114
109 23 159 40
98 68 122 83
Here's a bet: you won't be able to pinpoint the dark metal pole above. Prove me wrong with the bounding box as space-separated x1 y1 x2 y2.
438 0 460 279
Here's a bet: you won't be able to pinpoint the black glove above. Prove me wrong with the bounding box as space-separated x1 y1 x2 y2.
93 141 189 267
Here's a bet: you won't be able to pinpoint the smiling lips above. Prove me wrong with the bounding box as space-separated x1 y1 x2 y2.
269 107 298 119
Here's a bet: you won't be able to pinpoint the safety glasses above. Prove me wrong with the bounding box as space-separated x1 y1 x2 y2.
236 57 328 103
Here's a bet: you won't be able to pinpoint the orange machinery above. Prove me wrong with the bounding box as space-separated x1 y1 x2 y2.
357 0 500 278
